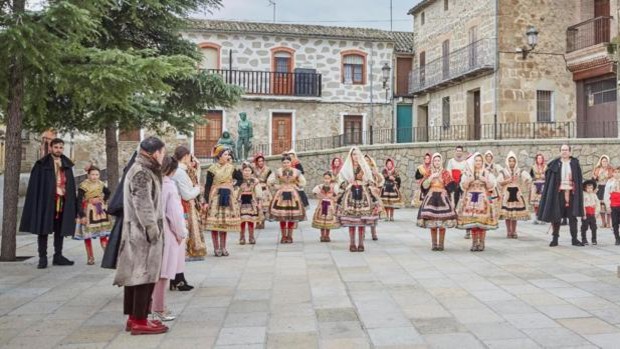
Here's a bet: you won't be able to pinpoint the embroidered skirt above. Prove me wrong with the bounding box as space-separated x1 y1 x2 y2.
456 189 498 230
312 199 340 230
499 186 530 220
381 181 404 208
184 199 206 259
73 202 111 240
339 185 379 227
416 191 456 228
529 180 544 206
203 184 241 232
269 187 306 222
239 193 263 224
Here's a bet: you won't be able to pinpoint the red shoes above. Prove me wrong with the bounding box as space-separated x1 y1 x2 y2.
125 318 168 335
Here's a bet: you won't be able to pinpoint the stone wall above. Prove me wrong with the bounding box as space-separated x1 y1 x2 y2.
210 100 392 151
264 138 620 205
497 0 578 124
182 31 395 103
412 0 496 62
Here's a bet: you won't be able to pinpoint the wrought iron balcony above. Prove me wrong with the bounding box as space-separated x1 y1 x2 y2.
208 69 322 97
567 16 613 53
408 39 495 95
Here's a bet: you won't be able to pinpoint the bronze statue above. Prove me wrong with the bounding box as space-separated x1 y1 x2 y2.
236 112 253 161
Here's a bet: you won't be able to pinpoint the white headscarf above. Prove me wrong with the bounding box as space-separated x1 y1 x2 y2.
431 152 443 173
504 151 519 176
466 152 484 175
339 147 373 183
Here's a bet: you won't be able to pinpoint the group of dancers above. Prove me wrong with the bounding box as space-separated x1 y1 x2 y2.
414 145 620 251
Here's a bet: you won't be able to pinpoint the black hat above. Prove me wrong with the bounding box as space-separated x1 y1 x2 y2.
583 179 597 191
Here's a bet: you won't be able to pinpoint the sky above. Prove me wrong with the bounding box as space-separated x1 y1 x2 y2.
196 0 423 32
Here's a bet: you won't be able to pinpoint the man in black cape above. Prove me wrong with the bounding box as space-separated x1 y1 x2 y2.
537 144 584 247
20 138 77 268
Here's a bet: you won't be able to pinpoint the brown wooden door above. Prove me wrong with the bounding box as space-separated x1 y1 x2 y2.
344 115 363 145
595 0 610 44
396 57 413 96
582 76 617 138
273 53 293 95
271 113 292 155
194 110 222 158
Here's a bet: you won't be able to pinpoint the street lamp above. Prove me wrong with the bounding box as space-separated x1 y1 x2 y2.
381 63 391 101
519 26 539 59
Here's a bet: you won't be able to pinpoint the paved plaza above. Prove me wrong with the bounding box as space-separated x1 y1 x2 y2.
2 206 620 348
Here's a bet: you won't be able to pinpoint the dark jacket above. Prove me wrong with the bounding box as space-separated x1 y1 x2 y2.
19 154 77 236
101 151 137 269
537 157 584 222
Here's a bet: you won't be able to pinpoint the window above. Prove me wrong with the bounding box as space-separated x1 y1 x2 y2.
442 97 450 127
536 90 554 122
198 43 221 70
344 115 363 145
421 12 425 25
442 40 450 79
468 26 478 68
586 78 617 106
119 129 141 142
444 0 449 10
419 51 426 86
341 51 367 85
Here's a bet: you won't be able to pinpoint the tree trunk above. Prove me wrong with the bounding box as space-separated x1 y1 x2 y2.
1 0 26 262
105 124 120 194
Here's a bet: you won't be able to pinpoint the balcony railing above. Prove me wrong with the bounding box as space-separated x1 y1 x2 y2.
408 39 495 95
567 16 613 53
208 69 322 97
251 121 619 155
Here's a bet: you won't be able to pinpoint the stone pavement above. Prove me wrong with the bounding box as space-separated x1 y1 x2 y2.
2 206 620 349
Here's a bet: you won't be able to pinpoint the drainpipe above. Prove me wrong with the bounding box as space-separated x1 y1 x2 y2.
370 44 375 145
493 0 500 140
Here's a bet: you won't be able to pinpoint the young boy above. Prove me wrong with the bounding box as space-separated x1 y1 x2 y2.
581 180 599 245
604 166 620 245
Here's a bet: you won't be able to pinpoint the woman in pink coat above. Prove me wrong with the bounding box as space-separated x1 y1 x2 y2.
151 156 187 322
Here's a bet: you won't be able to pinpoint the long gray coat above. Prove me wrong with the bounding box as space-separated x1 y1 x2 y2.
113 154 164 287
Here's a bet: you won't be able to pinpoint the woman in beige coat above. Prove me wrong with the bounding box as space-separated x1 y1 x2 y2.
113 137 167 336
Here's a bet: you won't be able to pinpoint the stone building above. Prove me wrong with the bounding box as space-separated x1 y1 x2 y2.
407 0 618 141
182 20 414 158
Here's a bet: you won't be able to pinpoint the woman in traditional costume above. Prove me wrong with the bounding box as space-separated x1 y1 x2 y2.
331 157 343 176
238 162 263 245
339 148 382 251
312 171 340 242
412 153 432 208
268 155 307 243
529 153 547 224
204 145 243 257
380 158 404 220
593 155 614 228
416 153 457 251
497 151 532 238
287 149 310 208
456 153 498 251
364 154 385 240
75 166 111 265
252 153 272 229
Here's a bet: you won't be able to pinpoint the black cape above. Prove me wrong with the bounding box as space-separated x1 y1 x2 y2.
101 151 137 269
19 154 77 236
537 157 584 222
